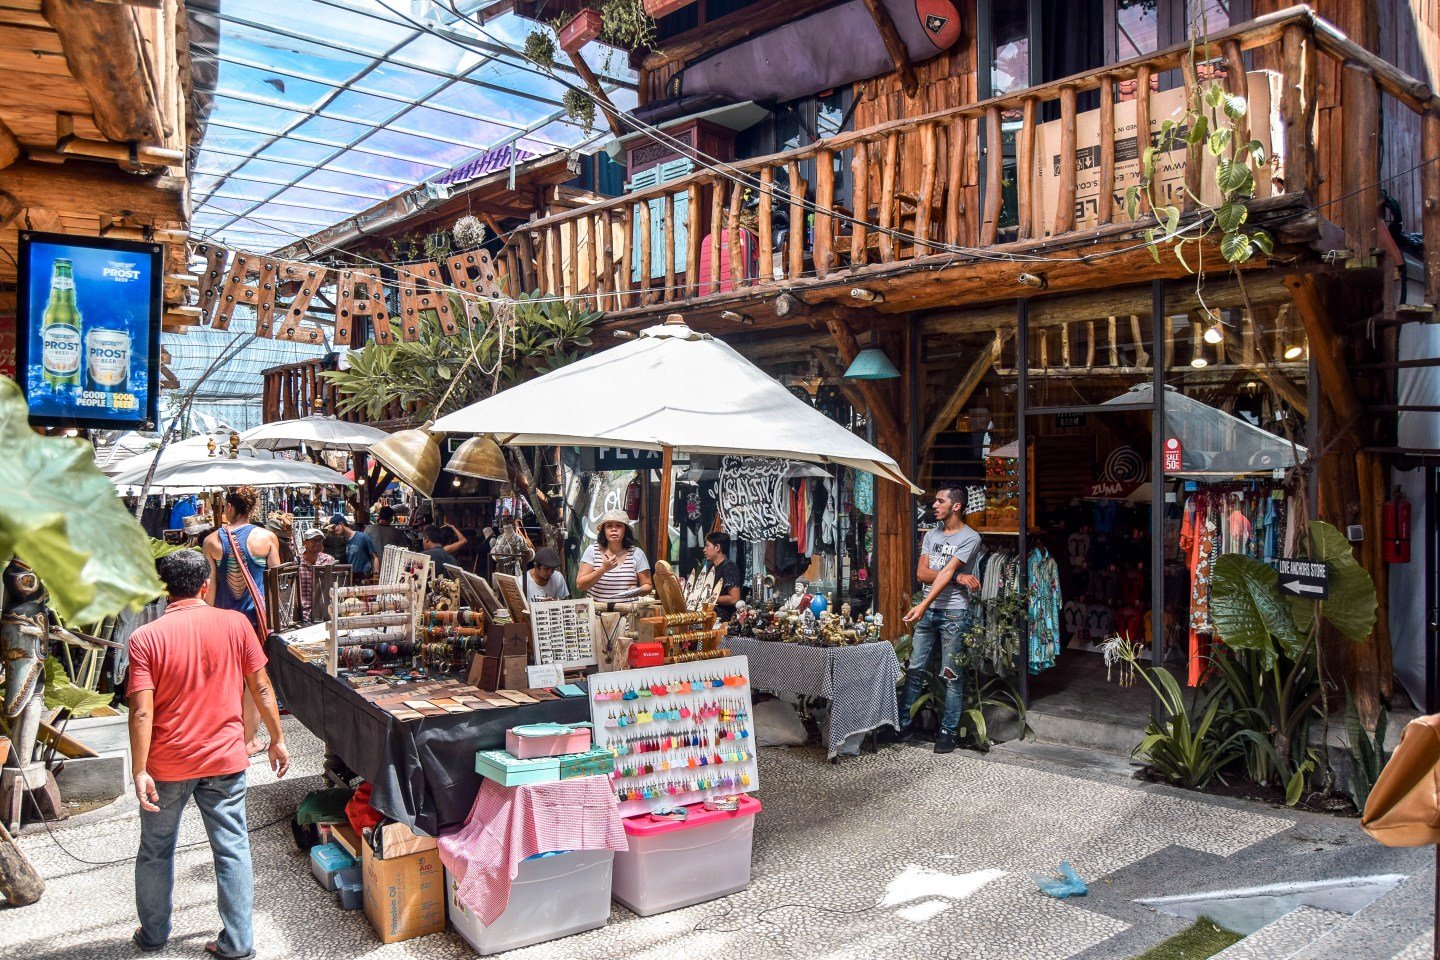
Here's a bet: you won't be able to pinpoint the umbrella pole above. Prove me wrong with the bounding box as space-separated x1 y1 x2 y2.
657 446 674 561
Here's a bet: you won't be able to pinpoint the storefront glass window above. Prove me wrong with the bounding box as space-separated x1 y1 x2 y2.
1025 308 1159 408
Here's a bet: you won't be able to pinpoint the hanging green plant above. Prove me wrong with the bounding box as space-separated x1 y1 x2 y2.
563 88 596 133
599 0 657 51
523 28 557 72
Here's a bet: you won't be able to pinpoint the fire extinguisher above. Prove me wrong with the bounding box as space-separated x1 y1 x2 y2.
624 477 641 520
1383 487 1411 564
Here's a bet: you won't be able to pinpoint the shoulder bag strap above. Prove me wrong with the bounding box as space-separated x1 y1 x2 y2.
222 525 270 639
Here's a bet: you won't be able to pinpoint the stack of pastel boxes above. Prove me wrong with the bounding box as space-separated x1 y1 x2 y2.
449 723 616 955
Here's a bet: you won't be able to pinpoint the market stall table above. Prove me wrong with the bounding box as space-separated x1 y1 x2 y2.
264 633 589 835
725 637 901 759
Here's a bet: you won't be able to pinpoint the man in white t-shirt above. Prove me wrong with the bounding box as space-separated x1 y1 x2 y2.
896 486 982 754
525 547 571 605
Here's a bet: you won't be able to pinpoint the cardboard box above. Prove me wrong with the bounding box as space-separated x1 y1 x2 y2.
1032 70 1283 238
362 843 446 943
369 820 438 860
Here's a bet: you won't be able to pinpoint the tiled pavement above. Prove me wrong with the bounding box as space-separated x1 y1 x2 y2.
0 718 1430 959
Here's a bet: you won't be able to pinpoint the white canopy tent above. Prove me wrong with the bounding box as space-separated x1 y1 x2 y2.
431 317 917 556
112 443 351 492
241 415 390 453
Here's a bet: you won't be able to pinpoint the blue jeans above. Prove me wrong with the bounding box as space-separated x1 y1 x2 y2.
135 772 253 957
900 607 973 735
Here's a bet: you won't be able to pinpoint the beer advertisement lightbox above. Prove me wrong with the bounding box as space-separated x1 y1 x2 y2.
16 232 162 430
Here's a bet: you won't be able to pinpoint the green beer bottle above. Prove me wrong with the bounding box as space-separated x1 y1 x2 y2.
40 259 83 394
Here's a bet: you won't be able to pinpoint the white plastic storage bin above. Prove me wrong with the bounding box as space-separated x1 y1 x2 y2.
612 796 761 916
446 850 614 955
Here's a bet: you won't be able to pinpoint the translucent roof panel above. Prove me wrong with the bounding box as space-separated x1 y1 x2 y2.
191 0 635 255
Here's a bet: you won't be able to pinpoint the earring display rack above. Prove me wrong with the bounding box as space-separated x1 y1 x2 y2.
529 597 597 669
327 581 422 676
589 655 758 817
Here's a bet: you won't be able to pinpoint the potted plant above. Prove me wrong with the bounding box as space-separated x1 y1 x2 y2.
556 8 603 53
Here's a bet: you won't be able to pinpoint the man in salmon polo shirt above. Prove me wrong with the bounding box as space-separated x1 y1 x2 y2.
127 550 290 960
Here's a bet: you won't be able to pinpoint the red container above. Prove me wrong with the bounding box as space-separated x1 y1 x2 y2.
628 642 665 668
556 9 602 53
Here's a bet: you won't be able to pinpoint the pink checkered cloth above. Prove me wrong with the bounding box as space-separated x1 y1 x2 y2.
438 775 628 925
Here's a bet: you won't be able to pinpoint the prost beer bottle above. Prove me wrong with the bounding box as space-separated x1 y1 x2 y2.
40 259 83 395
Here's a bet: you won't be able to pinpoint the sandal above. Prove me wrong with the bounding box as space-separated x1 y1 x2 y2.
132 928 165 953
203 941 255 960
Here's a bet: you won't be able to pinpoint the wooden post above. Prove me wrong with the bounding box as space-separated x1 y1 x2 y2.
758 166 775 282
1135 66 1153 218
708 178 723 295
686 183 702 296
1098 75 1116 224
878 133 899 261
814 148 835 277
566 220 579 299
1181 59 1202 212
914 124 937 256
981 106 1002 245
1281 24 1318 198
1222 40 1252 176
851 145 870 266
1017 98 1037 241
1341 62 1380 266
861 0 918 95
663 191 677 301
638 203 654 304
618 214 633 308
787 160 806 278
656 445 674 561
945 117 966 245
727 180 745 286
1424 112 1440 306
1054 87 1078 235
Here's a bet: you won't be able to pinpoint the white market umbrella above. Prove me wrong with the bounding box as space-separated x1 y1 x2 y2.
113 451 352 491
432 317 917 555
241 415 390 452
108 434 276 481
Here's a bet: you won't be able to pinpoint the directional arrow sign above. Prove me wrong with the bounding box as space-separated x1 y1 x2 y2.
1276 558 1329 599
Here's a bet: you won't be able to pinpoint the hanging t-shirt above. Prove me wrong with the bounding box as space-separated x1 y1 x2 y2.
920 525 983 611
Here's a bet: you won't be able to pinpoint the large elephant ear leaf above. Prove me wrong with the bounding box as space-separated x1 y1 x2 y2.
1288 520 1376 642
1210 554 1301 665
0 379 164 622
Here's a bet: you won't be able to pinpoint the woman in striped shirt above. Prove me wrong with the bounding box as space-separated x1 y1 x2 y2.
577 510 654 602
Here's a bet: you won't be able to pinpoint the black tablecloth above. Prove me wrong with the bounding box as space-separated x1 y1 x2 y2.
265 634 589 836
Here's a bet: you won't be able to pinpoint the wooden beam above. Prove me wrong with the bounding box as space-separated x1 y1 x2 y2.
825 316 902 454
861 0 918 95
641 0 837 70
0 116 17 170
920 332 1006 456
1425 111 1440 307
0 158 186 222
41 0 166 143
1285 274 1361 424
565 49 625 140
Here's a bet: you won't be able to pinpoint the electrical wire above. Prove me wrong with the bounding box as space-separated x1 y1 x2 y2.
21 770 312 868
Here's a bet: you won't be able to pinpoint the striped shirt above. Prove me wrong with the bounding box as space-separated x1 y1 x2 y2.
581 544 650 602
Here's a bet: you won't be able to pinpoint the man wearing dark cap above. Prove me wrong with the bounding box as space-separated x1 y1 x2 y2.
330 513 378 578
526 546 570 605
127 549 289 959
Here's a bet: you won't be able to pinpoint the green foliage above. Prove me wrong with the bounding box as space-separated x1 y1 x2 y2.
1133 55 1276 281
0 379 164 623
1289 521 1377 642
1132 917 1243 960
1206 647 1321 793
563 89 596 133
1133 667 1249 789
1343 690 1390 812
321 294 600 421
1209 554 1303 666
597 0 657 50
523 28 557 71
42 655 112 718
958 675 1033 749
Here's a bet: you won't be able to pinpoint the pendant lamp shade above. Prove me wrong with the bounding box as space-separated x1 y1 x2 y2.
843 347 900 380
369 421 442 495
446 434 509 481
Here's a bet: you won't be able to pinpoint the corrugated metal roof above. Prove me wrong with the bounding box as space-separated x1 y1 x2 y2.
434 142 542 184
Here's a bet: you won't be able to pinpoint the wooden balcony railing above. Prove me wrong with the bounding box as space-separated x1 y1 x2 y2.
261 356 411 424
503 5 1439 315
